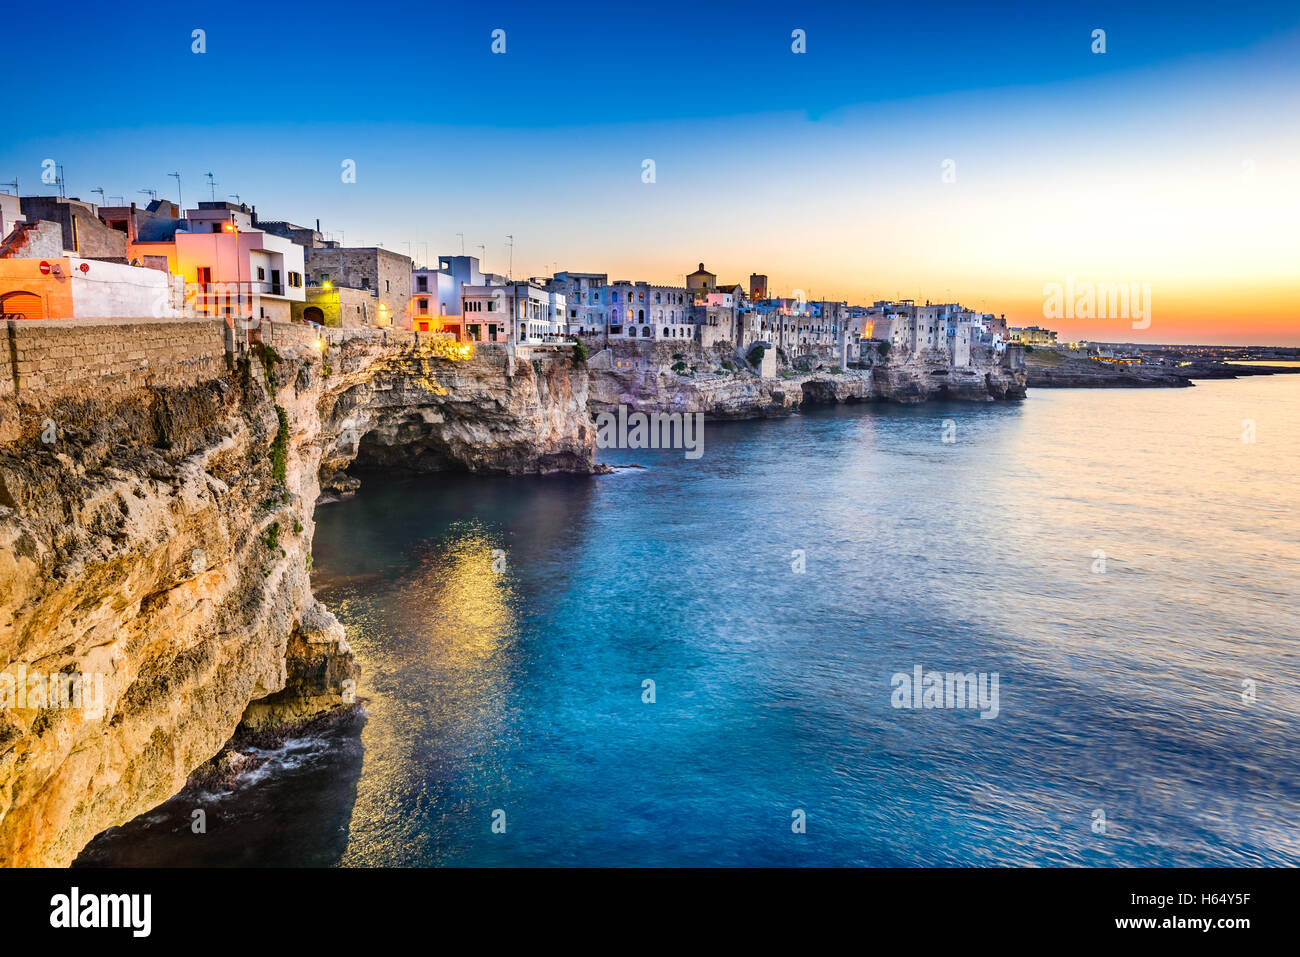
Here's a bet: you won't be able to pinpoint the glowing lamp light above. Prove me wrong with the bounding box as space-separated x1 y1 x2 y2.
223 222 236 232
313 339 324 350
322 281 332 289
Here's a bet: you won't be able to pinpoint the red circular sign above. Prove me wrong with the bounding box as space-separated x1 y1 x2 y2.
38 261 50 275
79 262 89 273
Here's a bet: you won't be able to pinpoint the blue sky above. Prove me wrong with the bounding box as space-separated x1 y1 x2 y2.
3 0 1299 340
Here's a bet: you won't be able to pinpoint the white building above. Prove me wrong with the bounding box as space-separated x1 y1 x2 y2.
460 282 566 344
130 202 305 323
1009 325 1058 346
412 254 486 336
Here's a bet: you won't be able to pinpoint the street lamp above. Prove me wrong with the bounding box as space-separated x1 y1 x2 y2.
222 218 243 328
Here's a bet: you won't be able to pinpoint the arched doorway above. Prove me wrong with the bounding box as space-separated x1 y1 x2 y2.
0 291 43 319
303 306 324 324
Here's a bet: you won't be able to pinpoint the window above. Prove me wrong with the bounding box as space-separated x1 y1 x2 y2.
257 267 266 281
288 271 303 288
385 280 390 292
419 299 428 314
361 278 370 290
196 266 211 287
417 276 428 292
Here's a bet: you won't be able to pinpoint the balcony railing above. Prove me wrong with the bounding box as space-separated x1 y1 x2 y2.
191 279 292 298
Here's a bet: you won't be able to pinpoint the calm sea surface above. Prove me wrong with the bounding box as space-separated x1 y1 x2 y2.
80 377 1300 866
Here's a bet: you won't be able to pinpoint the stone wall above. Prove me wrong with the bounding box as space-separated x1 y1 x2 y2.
0 318 227 404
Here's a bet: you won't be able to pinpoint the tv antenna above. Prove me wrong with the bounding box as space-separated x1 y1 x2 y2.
168 172 182 211
139 188 158 202
205 172 218 201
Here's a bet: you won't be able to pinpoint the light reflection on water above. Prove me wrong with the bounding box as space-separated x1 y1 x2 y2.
80 375 1300 866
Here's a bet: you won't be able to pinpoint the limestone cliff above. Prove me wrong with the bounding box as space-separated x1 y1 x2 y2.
318 338 595 493
864 343 1027 402
1024 351 1192 388
0 323 595 866
584 338 1025 416
586 341 802 418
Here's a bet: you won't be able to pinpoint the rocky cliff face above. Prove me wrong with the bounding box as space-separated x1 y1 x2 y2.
586 343 802 418
1025 352 1192 388
584 339 1025 416
319 340 595 493
0 331 595 866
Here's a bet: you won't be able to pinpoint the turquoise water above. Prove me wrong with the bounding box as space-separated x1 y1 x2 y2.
79 377 1300 866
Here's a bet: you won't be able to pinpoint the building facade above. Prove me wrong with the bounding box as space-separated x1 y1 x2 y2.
460 282 566 344
609 281 693 341
18 196 128 261
305 243 412 329
550 271 609 336
128 202 306 323
1009 325 1058 345
411 254 488 336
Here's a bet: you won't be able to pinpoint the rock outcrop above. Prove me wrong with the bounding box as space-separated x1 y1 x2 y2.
319 339 595 490
584 338 1025 416
1025 352 1192 388
0 324 596 866
586 344 801 418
